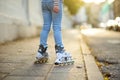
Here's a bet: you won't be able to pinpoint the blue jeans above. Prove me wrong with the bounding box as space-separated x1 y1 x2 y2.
40 1 63 48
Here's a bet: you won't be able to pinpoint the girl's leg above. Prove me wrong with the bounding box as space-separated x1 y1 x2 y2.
40 2 52 47
51 2 74 65
35 2 52 62
52 2 63 47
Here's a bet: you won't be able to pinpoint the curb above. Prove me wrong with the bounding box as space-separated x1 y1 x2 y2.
80 35 104 80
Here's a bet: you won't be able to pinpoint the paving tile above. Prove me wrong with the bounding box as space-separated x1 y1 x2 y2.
9 64 52 76
3 76 44 80
51 65 84 73
0 73 7 80
0 63 24 73
47 72 85 80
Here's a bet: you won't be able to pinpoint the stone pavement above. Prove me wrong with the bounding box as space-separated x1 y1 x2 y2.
0 29 103 80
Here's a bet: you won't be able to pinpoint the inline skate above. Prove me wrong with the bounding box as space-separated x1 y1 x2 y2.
34 45 49 64
54 45 74 66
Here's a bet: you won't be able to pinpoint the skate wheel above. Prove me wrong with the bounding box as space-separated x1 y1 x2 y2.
34 61 39 64
67 62 70 65
59 63 63 66
65 63 68 65
63 63 68 66
43 58 48 63
45 58 48 62
59 63 62 66
61 63 64 66
45 59 48 63
43 60 46 63
42 60 45 63
38 61 42 63
71 61 74 64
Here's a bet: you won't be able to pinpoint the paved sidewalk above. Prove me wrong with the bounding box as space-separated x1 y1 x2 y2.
0 29 103 80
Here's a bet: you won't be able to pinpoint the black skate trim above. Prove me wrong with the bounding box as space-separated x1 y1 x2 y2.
38 50 42 54
38 50 49 57
38 44 48 55
39 45 47 53
54 62 59 65
54 61 74 66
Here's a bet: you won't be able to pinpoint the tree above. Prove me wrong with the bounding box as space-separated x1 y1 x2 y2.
113 0 120 18
64 0 84 15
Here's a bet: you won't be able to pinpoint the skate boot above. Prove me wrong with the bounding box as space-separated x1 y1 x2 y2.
54 45 74 66
34 45 49 64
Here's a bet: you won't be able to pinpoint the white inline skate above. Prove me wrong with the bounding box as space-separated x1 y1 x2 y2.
34 45 49 64
54 45 74 66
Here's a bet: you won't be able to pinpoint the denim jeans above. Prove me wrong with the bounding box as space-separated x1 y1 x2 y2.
40 1 63 48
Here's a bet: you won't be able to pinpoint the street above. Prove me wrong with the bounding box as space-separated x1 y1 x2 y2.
81 28 120 80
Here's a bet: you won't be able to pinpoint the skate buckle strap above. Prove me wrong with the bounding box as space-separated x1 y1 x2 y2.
55 45 65 53
39 45 47 53
38 49 43 54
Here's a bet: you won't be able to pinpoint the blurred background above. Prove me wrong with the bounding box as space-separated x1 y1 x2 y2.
0 0 120 44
